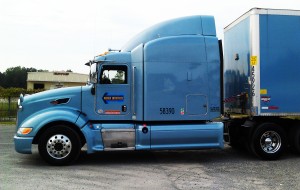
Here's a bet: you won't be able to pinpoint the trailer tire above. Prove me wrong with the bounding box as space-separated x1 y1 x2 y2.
38 125 81 166
250 123 286 160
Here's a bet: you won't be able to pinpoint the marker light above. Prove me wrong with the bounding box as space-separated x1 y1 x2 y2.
17 128 33 135
99 51 109 56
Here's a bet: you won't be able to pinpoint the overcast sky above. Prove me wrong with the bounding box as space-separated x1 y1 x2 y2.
1 0 300 74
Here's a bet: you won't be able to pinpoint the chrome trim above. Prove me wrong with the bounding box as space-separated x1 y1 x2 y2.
101 129 134 132
46 134 72 160
104 147 135 151
259 113 300 116
17 99 22 109
250 14 261 116
132 66 136 118
260 131 281 154
101 128 135 150
18 94 24 109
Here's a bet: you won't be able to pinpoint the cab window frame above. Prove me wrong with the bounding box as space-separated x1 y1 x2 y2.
99 65 128 85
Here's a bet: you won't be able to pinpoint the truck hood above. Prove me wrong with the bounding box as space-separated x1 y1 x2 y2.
23 86 82 104
17 86 83 127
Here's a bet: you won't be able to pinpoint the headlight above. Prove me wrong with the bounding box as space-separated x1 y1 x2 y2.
17 128 32 135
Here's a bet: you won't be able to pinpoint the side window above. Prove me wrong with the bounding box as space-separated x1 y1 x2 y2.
100 65 127 84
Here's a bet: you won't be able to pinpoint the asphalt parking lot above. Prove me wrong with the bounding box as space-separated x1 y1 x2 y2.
1 124 300 190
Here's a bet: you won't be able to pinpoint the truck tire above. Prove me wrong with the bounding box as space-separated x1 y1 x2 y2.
38 125 81 166
250 123 286 160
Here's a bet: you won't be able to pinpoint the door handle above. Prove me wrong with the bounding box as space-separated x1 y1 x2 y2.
122 105 127 112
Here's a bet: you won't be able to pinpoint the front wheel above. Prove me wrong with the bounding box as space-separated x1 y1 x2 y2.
250 123 286 160
38 125 81 165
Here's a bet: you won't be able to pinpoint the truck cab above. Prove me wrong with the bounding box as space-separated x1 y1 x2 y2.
14 15 224 165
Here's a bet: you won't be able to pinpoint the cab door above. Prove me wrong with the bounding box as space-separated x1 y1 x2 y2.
95 64 131 120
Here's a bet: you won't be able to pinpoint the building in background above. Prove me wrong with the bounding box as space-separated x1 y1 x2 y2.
27 72 88 90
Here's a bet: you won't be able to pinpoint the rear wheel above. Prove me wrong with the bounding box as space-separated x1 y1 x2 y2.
38 125 81 166
250 123 286 160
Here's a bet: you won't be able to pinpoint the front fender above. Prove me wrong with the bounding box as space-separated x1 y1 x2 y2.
18 108 81 137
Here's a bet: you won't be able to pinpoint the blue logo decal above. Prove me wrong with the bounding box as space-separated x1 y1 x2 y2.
102 93 124 104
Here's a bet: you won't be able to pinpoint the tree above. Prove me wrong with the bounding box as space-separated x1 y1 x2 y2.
1 66 48 89
0 87 43 98
0 88 24 98
3 66 28 88
0 72 4 87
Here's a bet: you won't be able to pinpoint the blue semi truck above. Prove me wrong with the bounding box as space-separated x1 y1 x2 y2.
14 8 300 165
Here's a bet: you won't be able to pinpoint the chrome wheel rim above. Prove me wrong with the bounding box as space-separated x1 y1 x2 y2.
260 131 281 153
46 134 72 159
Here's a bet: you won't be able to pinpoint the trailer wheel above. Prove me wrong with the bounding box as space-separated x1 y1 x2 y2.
250 123 286 160
38 125 81 166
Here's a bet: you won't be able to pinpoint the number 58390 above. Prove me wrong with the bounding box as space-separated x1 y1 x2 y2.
160 108 175 115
